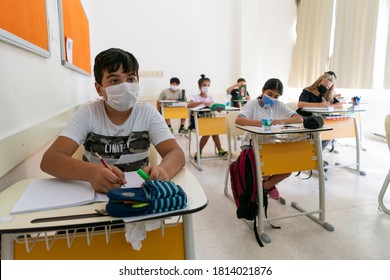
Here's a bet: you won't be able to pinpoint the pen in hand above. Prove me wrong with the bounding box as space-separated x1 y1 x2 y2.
95 152 125 187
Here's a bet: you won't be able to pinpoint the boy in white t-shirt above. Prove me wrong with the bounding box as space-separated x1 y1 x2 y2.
41 48 185 193
187 74 228 160
157 77 188 134
236 78 302 200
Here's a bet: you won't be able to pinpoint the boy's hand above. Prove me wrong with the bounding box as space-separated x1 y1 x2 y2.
142 165 170 181
89 165 127 193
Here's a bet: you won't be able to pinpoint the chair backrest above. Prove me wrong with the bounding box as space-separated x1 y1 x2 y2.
71 145 84 160
149 144 158 166
385 114 390 151
226 111 245 138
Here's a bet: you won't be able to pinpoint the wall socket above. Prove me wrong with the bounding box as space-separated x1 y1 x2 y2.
139 70 164 78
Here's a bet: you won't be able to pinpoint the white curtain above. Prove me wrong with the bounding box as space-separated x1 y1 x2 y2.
332 0 379 88
288 0 335 88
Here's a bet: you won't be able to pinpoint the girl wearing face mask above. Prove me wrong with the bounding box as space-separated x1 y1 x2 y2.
298 71 342 109
41 48 185 194
187 74 228 160
235 78 303 200
297 71 342 151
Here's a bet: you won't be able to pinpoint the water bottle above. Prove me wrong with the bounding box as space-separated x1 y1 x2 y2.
262 100 272 132
181 89 186 101
225 93 231 107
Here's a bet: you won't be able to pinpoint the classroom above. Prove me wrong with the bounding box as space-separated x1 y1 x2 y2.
1 0 390 264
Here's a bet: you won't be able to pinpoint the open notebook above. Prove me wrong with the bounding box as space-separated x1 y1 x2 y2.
10 172 145 214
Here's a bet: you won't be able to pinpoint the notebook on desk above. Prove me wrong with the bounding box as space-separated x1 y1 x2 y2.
10 172 145 214
302 107 334 112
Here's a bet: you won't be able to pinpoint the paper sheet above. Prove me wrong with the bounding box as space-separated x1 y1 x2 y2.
10 178 95 214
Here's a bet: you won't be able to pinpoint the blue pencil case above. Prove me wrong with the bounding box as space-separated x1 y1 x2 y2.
106 180 187 217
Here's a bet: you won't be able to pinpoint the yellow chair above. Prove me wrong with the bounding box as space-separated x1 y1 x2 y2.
378 114 390 214
224 111 245 199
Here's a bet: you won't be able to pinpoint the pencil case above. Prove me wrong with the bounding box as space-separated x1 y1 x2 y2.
105 180 187 217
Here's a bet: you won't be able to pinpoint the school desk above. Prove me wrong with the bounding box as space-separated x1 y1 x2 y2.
302 107 366 175
188 106 239 171
236 124 334 244
159 100 188 123
0 168 207 260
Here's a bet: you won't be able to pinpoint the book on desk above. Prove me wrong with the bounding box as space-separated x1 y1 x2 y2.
302 107 334 112
10 172 145 214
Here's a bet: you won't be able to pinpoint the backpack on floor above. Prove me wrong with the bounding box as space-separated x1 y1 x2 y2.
229 147 269 247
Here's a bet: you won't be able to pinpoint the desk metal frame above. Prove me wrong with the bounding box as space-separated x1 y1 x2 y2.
188 108 238 171
304 108 366 176
0 168 207 260
237 125 334 244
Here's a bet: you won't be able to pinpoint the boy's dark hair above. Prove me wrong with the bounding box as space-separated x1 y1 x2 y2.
237 78 246 83
93 48 139 85
170 77 180 85
198 74 210 87
262 78 284 95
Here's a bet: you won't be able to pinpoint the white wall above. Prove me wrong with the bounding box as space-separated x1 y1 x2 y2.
88 0 297 102
0 0 94 141
0 0 95 190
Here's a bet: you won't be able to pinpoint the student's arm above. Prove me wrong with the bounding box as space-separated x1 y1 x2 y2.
187 99 207 108
226 83 238 93
142 139 185 180
298 100 330 108
273 114 303 125
40 136 126 193
332 98 343 108
235 115 262 127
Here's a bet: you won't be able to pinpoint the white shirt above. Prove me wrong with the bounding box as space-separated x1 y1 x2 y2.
60 100 173 171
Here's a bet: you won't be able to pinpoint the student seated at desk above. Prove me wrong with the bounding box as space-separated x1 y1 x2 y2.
157 77 188 134
297 71 343 150
226 78 250 108
40 48 185 193
235 78 303 200
187 74 228 161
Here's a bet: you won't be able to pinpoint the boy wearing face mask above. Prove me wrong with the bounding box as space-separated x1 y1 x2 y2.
41 48 185 194
298 71 342 150
235 78 302 200
187 74 228 160
157 77 188 134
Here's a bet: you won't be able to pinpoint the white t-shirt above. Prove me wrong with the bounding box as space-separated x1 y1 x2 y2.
190 94 214 104
239 98 296 121
238 98 297 144
60 100 174 171
158 88 182 100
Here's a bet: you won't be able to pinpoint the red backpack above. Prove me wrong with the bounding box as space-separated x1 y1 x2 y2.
229 147 280 247
229 147 259 220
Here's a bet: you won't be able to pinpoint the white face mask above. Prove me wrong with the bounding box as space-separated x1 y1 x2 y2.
201 86 209 94
171 85 178 91
103 82 139 111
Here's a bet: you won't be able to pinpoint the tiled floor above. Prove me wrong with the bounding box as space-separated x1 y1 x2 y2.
173 126 390 260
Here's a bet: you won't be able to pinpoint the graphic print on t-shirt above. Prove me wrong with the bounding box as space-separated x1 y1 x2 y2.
83 131 150 172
